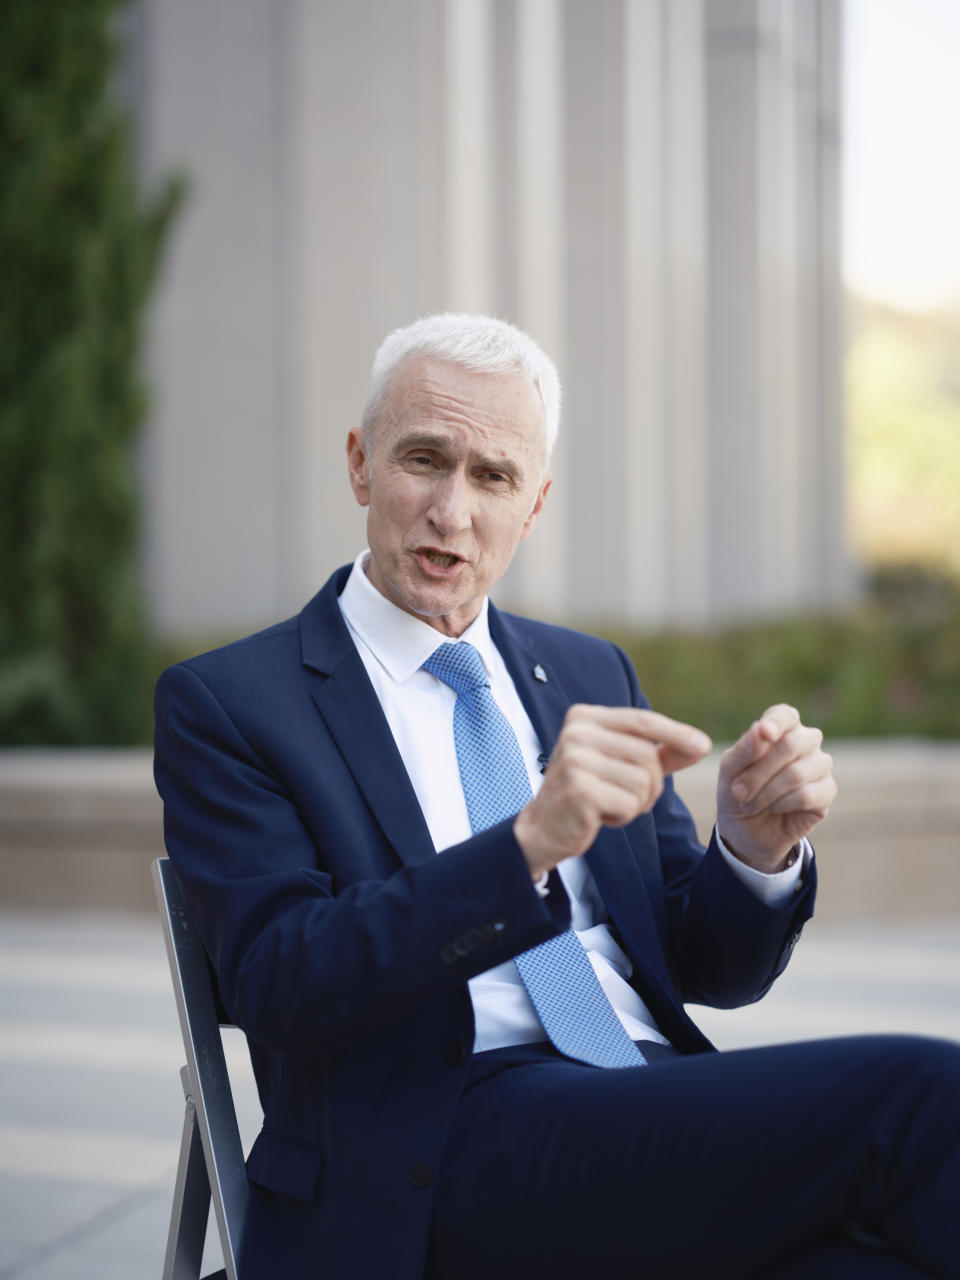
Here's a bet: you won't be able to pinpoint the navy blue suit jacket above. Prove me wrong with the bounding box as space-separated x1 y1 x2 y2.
153 565 815 1279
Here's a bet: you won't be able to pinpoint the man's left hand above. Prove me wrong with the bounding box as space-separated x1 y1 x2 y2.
716 704 837 873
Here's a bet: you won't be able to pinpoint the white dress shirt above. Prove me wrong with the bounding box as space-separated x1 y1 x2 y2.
338 551 808 1052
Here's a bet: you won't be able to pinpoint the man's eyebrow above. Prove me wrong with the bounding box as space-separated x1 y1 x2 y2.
393 432 523 480
391 431 450 455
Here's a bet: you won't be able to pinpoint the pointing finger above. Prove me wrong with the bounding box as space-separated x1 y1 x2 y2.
657 732 712 777
623 709 712 774
562 705 711 775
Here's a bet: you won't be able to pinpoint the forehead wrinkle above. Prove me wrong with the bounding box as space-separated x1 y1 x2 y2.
404 381 508 436
399 357 533 423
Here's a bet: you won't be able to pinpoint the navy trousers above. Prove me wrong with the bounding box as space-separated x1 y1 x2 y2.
425 1035 960 1279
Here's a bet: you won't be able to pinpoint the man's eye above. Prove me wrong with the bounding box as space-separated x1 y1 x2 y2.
410 455 433 467
485 471 507 484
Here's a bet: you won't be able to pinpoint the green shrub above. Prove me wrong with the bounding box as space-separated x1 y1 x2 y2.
601 568 960 741
143 569 960 748
0 2 181 744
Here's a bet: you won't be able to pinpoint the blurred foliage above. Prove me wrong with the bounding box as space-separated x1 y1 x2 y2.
847 297 960 575
0 2 182 744
601 566 960 742
139 566 960 748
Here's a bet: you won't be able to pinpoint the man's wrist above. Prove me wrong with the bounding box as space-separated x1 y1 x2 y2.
718 830 798 875
735 844 800 875
715 830 810 908
513 808 554 881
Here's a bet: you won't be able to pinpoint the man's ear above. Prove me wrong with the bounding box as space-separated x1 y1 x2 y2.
520 472 552 541
346 428 371 507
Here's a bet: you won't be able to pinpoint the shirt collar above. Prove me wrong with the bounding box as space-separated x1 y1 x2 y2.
338 550 498 685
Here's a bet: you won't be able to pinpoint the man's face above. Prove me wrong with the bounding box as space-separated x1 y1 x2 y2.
346 356 552 637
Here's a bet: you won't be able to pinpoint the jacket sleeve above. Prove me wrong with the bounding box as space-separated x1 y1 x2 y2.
154 661 570 1058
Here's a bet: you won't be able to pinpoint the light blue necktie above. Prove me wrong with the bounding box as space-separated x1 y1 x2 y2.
423 641 646 1069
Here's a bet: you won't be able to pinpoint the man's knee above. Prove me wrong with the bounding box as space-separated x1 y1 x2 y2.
877 1034 960 1095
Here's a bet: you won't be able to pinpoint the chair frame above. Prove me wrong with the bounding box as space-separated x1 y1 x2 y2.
153 856 249 1280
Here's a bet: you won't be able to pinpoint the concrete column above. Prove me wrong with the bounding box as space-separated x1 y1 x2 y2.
705 0 846 621
791 0 823 607
139 0 280 634
662 0 709 626
271 0 314 615
445 0 496 313
563 0 628 621
704 1 764 618
622 0 668 627
501 0 569 620
755 3 803 612
298 0 449 600
814 0 851 606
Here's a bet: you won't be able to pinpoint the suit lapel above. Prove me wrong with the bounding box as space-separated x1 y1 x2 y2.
300 570 436 868
488 605 569 759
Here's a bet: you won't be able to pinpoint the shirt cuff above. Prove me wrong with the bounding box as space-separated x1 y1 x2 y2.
715 827 812 908
533 870 550 899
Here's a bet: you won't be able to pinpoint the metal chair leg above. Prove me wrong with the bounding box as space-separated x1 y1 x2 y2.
163 1065 211 1280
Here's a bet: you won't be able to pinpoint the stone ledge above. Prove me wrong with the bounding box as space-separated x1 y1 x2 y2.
675 739 960 918
0 750 162 911
1 742 959 915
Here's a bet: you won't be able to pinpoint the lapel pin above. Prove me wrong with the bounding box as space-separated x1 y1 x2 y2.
533 663 548 683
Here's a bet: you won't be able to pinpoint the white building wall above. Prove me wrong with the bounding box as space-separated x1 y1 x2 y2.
134 0 849 637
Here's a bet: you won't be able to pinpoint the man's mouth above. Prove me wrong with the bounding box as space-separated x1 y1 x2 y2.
420 549 461 568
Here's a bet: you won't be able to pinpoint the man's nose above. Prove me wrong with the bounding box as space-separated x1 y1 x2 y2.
428 472 472 535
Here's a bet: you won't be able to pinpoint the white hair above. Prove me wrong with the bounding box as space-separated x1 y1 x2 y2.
360 313 561 457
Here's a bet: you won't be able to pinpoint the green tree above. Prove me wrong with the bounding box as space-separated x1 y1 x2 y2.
846 300 960 575
0 2 181 743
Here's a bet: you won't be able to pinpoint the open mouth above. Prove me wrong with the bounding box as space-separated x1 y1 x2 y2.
420 549 461 568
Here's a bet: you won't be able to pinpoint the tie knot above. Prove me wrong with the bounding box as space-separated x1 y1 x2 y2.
422 641 489 696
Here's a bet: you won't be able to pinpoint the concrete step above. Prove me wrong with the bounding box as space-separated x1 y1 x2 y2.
1 906 956 1279
680 738 960 917
0 751 163 912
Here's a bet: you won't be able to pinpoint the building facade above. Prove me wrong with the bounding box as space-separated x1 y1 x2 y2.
132 0 849 637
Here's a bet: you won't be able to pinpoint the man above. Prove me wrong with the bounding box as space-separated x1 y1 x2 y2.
154 314 959 1279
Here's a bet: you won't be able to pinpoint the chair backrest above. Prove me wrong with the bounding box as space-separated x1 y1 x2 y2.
153 857 249 1280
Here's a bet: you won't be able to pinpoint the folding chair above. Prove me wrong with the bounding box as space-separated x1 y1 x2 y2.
153 857 249 1280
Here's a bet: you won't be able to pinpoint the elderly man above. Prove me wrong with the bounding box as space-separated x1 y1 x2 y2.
155 314 959 1279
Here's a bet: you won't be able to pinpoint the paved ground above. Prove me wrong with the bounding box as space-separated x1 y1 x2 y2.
0 907 958 1280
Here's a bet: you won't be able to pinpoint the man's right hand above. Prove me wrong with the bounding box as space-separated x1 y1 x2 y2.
513 705 712 881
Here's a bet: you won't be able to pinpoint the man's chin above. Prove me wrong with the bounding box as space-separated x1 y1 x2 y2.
395 582 483 634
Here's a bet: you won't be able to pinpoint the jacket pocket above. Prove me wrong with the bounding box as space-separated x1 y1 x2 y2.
246 1127 324 1205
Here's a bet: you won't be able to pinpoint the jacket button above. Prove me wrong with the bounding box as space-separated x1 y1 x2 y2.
440 944 457 965
408 1163 433 1189
445 1040 466 1067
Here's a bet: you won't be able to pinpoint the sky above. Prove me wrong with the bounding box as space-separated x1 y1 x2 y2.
844 0 960 311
